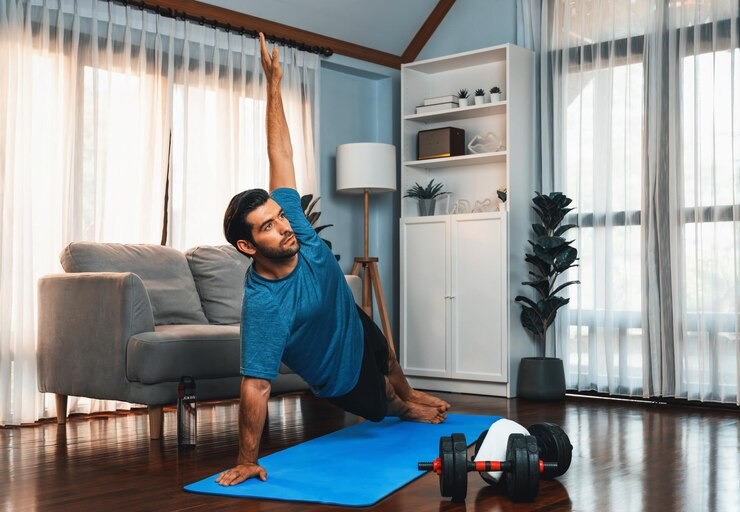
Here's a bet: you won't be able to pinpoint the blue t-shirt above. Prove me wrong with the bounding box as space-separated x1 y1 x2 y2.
239 188 364 397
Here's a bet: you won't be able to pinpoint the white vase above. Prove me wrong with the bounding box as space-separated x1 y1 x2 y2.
474 96 484 105
458 97 469 107
491 92 501 102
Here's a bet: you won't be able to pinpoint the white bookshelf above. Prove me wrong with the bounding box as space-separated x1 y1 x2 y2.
399 44 536 398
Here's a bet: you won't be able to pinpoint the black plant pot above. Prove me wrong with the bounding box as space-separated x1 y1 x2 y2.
517 357 566 400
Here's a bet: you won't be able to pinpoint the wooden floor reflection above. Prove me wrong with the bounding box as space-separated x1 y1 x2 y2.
1 392 737 511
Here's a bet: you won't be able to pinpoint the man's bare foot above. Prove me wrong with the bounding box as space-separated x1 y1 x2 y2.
407 389 451 412
399 401 448 424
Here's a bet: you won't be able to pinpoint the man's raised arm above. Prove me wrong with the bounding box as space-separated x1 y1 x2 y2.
259 33 296 191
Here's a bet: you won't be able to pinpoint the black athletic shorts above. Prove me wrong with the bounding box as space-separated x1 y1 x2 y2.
328 306 389 421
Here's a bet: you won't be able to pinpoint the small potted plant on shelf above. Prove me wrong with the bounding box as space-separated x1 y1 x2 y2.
490 86 502 102
474 88 486 105
496 187 507 211
515 192 580 400
457 88 469 107
404 179 447 216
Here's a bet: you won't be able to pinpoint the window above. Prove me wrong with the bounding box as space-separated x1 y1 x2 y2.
547 0 739 401
82 65 168 242
564 60 645 392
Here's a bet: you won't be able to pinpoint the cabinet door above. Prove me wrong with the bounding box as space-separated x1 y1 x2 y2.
400 217 449 377
449 214 508 382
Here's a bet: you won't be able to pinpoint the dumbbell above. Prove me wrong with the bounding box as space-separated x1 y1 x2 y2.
418 432 554 502
418 423 572 503
522 422 572 479
473 422 572 482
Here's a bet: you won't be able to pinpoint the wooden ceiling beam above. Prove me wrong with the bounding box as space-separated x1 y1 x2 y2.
137 0 402 69
401 0 456 64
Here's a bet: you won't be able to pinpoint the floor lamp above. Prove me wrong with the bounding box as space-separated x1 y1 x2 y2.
336 142 397 357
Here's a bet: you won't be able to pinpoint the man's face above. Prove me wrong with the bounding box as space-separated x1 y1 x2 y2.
238 199 299 260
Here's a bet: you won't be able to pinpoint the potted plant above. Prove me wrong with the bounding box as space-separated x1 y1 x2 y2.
515 192 580 400
474 88 486 105
457 88 470 107
301 194 340 260
490 86 502 102
404 179 446 216
496 187 507 211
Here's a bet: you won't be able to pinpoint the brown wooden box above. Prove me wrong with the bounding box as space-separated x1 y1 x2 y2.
417 127 465 160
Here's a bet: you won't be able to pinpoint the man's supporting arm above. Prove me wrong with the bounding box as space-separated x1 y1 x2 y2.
259 32 296 192
215 376 271 486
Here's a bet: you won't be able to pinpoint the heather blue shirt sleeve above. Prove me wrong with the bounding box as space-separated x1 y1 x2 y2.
240 282 290 380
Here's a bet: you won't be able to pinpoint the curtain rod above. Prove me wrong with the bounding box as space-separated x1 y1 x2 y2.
107 0 334 57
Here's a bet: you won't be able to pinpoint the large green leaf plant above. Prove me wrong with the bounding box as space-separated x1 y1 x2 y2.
515 192 580 357
301 194 340 261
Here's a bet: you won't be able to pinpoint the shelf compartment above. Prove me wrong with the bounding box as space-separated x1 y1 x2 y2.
404 151 507 169
404 101 507 122
402 45 507 74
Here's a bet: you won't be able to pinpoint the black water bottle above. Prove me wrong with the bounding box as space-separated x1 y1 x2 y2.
177 376 197 447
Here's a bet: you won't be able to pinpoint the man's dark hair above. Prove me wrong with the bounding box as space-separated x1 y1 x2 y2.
223 188 270 255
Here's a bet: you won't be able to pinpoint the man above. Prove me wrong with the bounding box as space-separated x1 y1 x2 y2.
216 34 450 487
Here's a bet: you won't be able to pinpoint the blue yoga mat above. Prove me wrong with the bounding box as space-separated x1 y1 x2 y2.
185 413 500 507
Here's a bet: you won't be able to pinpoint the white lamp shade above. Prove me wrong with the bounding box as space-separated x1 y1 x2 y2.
336 142 397 193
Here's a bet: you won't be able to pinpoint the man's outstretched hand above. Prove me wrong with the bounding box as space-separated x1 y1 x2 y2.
259 32 282 84
215 462 267 486
258 31 296 191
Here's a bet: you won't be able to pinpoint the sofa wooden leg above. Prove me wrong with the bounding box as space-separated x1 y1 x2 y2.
148 406 164 440
55 394 68 425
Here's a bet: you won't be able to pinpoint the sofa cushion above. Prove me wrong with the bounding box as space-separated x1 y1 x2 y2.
126 324 298 383
127 324 240 383
60 242 208 325
185 245 250 325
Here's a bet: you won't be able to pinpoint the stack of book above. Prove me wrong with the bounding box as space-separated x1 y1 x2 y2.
415 94 459 114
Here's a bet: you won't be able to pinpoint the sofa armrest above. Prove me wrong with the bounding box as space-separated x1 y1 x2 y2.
37 272 155 400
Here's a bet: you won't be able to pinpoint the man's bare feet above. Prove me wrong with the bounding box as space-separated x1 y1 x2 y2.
383 375 448 423
385 358 451 412
399 401 447 424
407 389 451 412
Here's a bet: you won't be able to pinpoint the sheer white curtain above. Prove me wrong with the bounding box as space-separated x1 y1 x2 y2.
167 22 318 250
0 0 319 425
541 0 739 404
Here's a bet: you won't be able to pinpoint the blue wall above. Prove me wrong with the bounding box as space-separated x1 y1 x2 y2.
317 2 518 340
318 56 400 338
418 0 517 61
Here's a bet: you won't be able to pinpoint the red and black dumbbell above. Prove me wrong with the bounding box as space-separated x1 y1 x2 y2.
472 421 573 484
523 422 572 479
418 423 572 502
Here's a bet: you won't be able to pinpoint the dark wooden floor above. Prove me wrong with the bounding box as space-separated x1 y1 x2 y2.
1 392 738 511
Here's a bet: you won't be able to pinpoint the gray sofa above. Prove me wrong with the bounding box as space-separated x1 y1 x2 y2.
37 242 361 439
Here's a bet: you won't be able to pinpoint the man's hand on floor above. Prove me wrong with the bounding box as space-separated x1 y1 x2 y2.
215 462 267 486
